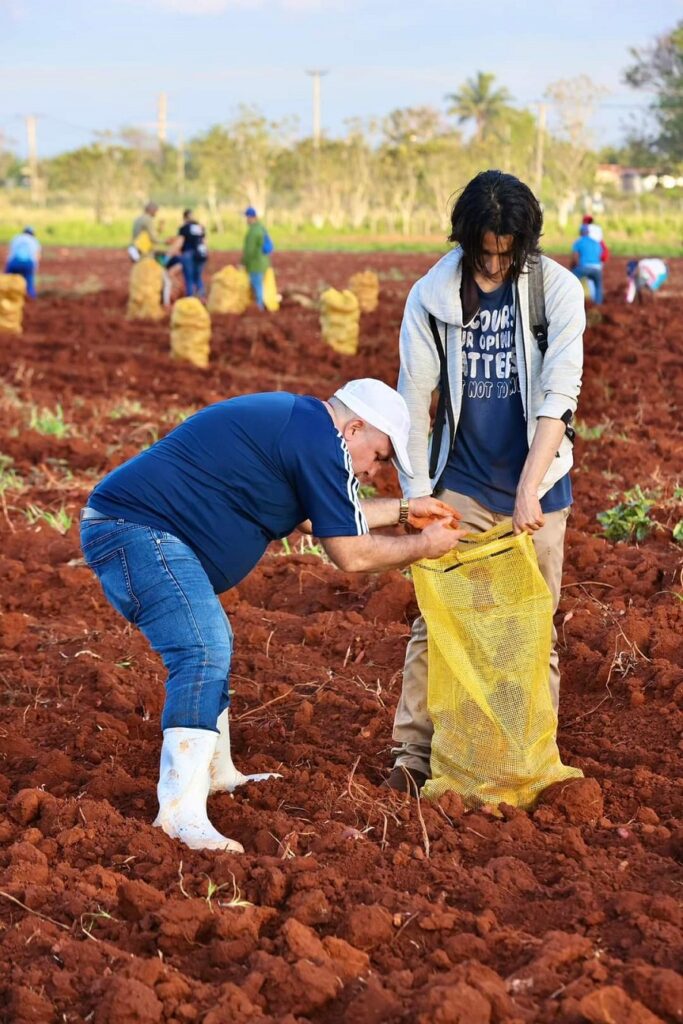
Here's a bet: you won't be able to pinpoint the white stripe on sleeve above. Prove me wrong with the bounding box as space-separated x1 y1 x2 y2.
338 435 369 535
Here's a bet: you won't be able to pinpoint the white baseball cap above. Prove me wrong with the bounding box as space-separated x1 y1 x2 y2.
333 378 414 478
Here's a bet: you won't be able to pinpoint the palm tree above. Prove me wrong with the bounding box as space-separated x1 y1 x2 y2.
446 72 512 143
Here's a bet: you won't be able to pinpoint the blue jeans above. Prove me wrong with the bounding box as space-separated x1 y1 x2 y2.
180 252 206 297
80 509 231 731
5 258 36 298
249 271 265 310
572 264 603 304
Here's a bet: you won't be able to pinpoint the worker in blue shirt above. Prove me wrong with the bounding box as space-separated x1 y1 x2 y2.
570 224 603 303
81 379 462 852
5 227 41 298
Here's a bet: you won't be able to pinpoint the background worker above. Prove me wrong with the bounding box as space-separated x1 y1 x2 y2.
570 223 604 303
176 208 208 298
625 257 668 303
580 214 610 263
388 169 585 795
4 226 41 298
242 206 271 310
80 378 462 852
130 201 161 261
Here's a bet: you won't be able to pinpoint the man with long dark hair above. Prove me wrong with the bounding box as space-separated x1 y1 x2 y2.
388 169 585 794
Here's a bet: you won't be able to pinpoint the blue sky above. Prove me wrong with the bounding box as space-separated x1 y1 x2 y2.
0 0 679 156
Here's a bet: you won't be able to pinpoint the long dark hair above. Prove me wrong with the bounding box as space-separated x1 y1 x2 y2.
449 170 543 280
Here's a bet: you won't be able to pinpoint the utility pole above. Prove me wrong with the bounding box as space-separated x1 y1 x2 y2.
157 92 168 146
176 128 186 194
534 102 547 197
25 114 39 202
306 69 328 148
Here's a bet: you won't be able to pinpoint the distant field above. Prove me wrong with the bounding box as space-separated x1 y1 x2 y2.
1 203 681 256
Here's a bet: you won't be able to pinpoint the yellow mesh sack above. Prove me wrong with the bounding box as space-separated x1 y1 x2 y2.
170 297 211 368
207 265 250 314
263 267 280 312
320 288 360 355
412 521 582 809
0 274 27 334
348 270 379 313
127 259 165 321
133 228 154 256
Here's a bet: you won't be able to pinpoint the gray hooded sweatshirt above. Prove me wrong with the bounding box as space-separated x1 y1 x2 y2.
397 247 585 500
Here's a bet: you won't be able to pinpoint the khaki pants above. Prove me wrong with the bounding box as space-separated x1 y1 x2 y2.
392 490 570 775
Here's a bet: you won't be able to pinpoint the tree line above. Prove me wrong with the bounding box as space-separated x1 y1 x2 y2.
2 21 681 235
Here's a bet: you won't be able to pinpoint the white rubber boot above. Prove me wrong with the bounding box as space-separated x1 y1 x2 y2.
153 728 244 852
209 708 282 793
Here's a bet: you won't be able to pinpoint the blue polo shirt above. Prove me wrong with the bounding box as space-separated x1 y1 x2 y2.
88 394 368 593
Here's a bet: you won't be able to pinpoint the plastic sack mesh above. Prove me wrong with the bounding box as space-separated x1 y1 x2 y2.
207 265 251 314
348 270 379 313
412 521 582 808
262 267 280 312
126 259 164 321
320 288 360 354
0 274 27 334
170 297 211 368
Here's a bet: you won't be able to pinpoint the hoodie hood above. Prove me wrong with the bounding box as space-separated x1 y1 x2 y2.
414 247 466 325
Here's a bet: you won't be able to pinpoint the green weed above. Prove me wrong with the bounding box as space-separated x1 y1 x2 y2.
597 485 656 543
25 503 72 534
300 535 327 558
203 873 253 912
574 419 612 441
673 521 683 544
279 535 328 559
29 403 71 439
0 454 22 495
108 399 144 420
359 483 378 499
139 427 160 451
167 406 198 424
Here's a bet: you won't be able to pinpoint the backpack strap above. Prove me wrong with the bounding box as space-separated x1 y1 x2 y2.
528 258 548 356
427 314 455 479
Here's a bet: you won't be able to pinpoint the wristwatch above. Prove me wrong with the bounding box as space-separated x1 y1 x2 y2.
398 498 410 526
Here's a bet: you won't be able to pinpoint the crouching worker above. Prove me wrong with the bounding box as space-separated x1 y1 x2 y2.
625 258 668 304
81 379 463 852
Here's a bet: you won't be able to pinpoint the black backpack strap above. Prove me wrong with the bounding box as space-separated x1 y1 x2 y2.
528 258 548 356
561 408 576 444
427 314 454 479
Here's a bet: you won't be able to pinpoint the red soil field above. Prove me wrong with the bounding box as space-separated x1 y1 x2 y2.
0 248 681 1024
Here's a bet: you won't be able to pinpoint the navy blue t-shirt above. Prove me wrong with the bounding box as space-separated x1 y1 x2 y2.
89 394 369 593
440 278 571 515
179 220 207 257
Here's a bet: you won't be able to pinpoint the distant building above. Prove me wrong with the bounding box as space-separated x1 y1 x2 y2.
595 163 681 194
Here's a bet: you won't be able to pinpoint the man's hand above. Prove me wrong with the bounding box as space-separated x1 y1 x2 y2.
321 515 464 573
513 487 544 535
420 518 466 558
407 496 461 531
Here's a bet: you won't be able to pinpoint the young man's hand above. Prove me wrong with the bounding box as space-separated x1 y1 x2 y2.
513 488 544 534
407 496 461 531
